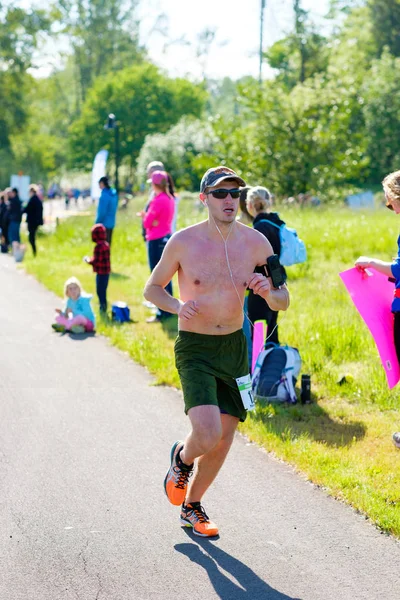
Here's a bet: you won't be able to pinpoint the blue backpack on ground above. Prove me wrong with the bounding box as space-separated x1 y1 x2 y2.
112 302 130 323
259 220 307 267
252 343 301 404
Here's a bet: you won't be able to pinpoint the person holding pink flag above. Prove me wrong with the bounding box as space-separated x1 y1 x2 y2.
355 170 400 449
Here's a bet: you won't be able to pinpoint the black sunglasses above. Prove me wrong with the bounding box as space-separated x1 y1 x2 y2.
207 188 241 199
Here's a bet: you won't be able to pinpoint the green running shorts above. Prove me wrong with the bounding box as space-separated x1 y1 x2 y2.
174 329 249 422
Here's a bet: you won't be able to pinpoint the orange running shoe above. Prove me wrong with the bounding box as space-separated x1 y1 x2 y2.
180 502 219 537
164 441 193 506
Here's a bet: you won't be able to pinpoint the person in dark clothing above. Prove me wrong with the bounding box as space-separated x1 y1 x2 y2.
7 188 22 245
246 186 286 346
0 194 10 252
24 186 44 256
84 224 111 312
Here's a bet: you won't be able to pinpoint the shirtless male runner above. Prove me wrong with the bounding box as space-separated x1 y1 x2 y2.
143 166 290 537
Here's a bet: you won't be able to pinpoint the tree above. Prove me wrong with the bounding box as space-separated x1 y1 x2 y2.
368 0 400 57
191 67 369 198
206 77 254 119
265 1 329 89
0 4 50 150
52 0 146 104
266 31 328 89
68 63 207 171
362 50 400 180
136 117 216 190
0 4 50 185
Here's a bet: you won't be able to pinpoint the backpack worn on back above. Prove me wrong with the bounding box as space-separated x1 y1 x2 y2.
258 220 307 267
252 343 301 404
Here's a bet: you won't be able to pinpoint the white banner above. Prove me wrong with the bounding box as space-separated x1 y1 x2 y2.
10 174 30 202
90 149 108 200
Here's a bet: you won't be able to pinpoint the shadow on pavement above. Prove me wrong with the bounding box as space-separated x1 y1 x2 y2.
175 539 302 600
65 331 96 341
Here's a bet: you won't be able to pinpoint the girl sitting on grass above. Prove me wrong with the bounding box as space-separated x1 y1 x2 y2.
52 277 95 334
355 170 400 449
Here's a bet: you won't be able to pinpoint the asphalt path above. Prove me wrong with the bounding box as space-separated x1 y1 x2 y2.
0 256 399 600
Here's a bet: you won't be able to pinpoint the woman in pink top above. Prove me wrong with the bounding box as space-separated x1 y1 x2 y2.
142 170 175 322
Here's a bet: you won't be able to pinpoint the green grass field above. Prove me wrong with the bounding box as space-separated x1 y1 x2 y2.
22 196 400 537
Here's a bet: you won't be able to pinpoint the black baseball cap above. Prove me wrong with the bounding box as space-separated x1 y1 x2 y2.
200 166 246 193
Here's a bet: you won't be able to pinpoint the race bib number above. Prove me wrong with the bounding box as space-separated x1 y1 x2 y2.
236 374 255 411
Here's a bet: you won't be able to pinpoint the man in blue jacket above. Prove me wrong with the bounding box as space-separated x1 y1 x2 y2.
96 176 118 246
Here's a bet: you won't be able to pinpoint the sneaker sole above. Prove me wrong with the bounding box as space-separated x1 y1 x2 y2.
163 441 182 498
179 517 218 537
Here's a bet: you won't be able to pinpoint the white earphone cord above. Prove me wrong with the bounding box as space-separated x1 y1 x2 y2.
209 211 288 343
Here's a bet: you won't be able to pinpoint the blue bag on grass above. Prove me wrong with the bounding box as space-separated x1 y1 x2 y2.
112 302 130 323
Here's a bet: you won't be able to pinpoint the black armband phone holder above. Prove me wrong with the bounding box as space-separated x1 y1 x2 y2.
255 254 286 288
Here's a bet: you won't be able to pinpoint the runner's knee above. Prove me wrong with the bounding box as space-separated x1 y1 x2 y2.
193 423 222 454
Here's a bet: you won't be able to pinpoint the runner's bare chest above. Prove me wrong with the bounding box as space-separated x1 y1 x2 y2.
179 240 255 293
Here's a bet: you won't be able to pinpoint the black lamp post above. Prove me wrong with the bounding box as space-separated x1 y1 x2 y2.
104 113 120 199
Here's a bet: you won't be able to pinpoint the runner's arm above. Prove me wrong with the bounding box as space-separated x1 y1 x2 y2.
143 236 183 314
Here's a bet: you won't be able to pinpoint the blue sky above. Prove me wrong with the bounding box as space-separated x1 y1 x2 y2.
137 0 332 80
25 0 331 80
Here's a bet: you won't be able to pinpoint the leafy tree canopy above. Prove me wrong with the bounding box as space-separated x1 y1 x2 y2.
136 117 216 190
68 63 207 171
51 0 146 103
368 0 400 57
0 3 50 149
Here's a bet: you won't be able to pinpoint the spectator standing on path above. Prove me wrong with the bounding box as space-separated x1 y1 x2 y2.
246 186 286 348
144 166 289 537
355 170 400 450
96 176 118 246
0 193 10 253
84 224 111 313
7 188 22 247
23 185 43 256
142 170 175 323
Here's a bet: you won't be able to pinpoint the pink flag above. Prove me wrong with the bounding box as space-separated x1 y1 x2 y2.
252 320 266 374
339 267 399 389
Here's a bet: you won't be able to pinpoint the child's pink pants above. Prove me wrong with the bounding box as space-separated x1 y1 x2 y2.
56 314 94 331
